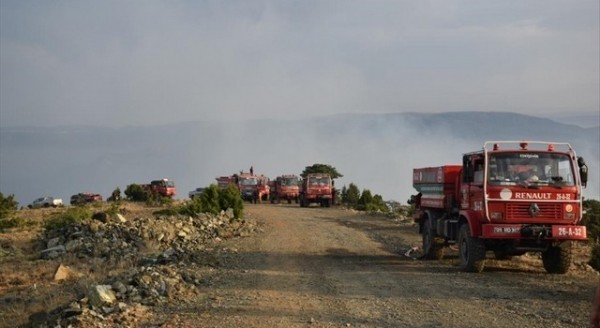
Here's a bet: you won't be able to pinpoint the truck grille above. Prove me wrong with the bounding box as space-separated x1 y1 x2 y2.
505 203 562 220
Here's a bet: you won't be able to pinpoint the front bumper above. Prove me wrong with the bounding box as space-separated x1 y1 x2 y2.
481 224 586 240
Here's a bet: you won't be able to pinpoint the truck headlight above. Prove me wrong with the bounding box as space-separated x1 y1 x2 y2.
490 212 503 220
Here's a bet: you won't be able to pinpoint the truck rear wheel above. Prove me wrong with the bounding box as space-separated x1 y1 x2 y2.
542 241 572 274
458 224 486 273
422 218 444 260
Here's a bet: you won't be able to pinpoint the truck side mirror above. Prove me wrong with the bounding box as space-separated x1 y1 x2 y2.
578 157 588 188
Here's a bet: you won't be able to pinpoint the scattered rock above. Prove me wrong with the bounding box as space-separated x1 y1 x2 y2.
88 285 117 307
92 212 108 223
40 245 66 259
54 264 80 281
116 213 127 223
32 209 259 326
46 237 61 248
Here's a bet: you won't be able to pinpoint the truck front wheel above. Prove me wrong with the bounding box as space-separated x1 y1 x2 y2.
542 241 572 274
457 224 486 273
422 218 444 260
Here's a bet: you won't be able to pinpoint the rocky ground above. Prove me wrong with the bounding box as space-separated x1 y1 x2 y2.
0 203 597 327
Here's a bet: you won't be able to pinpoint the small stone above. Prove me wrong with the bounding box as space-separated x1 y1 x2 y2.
88 285 117 307
112 281 128 295
54 264 80 281
116 214 127 223
40 245 66 259
92 212 108 223
46 237 61 248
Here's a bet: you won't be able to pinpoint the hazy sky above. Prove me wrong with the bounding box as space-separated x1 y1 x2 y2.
1 1 598 127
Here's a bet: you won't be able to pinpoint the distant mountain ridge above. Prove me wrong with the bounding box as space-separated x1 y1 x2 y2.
1 111 598 206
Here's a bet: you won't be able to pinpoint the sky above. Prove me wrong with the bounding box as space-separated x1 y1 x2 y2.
1 0 599 127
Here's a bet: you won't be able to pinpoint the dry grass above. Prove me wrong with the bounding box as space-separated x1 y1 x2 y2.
0 202 169 326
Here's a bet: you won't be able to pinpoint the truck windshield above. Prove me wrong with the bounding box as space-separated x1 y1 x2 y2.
239 178 258 186
488 152 575 186
308 177 330 186
282 178 299 186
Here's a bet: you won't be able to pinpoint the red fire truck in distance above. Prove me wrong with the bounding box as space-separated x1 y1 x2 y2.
216 172 270 203
143 178 176 198
270 175 300 204
411 141 588 273
300 173 334 207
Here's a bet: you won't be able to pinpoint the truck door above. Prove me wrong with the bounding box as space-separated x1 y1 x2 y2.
461 155 485 213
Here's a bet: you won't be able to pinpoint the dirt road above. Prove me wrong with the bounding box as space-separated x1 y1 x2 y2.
154 204 597 328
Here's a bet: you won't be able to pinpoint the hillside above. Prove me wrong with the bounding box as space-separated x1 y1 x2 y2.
1 111 598 206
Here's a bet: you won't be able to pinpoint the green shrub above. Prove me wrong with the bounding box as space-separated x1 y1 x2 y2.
583 199 600 271
155 194 174 206
105 201 122 217
179 197 203 217
339 184 389 212
108 187 121 202
343 183 360 207
177 184 244 219
582 199 600 243
356 189 373 210
0 192 22 231
124 184 149 202
220 184 244 219
0 192 18 220
198 184 221 215
371 194 390 212
0 216 27 231
44 207 91 230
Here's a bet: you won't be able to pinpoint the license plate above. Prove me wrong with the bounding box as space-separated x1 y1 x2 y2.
552 226 587 239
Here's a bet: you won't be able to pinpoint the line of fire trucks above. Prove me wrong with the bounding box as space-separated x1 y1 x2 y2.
213 169 335 207
158 168 335 207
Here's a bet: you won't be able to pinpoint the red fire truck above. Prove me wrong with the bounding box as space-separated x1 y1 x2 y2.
270 175 300 204
299 173 334 207
411 141 588 273
216 172 270 203
143 178 176 198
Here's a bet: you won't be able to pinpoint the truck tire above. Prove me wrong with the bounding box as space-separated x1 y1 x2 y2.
422 218 444 260
457 224 486 273
542 241 572 274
